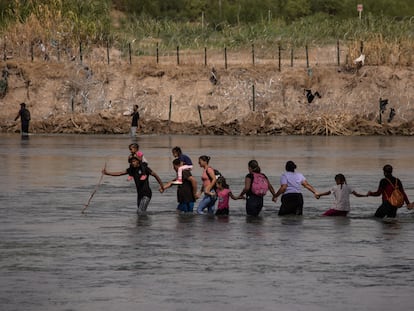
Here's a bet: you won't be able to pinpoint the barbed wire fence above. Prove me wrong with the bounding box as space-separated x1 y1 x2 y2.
1 38 384 70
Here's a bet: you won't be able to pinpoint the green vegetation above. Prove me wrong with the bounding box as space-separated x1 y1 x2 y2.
0 0 112 44
0 0 413 63
112 0 414 24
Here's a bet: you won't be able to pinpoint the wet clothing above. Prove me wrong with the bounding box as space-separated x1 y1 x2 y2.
197 190 217 214
374 177 408 218
278 193 304 216
176 170 196 212
177 202 194 213
246 194 264 216
217 188 231 210
329 184 354 212
244 173 268 216
375 201 397 218
136 196 151 214
278 171 307 216
197 167 217 214
215 207 229 216
322 184 358 216
215 188 232 216
323 209 348 217
127 164 153 212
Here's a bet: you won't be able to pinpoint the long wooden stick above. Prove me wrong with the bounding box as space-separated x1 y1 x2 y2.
82 162 106 214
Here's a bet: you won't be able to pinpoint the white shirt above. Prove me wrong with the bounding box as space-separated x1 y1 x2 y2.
330 184 354 211
280 171 306 194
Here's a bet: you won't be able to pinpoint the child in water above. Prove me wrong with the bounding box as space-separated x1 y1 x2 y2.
128 143 148 181
171 146 193 185
214 176 239 216
316 173 367 216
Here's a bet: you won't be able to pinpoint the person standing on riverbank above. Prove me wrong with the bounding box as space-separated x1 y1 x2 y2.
130 104 140 137
238 160 277 217
367 164 412 218
273 160 318 216
162 159 199 213
102 156 164 214
14 102 31 136
316 173 367 216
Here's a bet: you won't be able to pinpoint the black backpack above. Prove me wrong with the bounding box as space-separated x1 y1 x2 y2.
207 167 222 189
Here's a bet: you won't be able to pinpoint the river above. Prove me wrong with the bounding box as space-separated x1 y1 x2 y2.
0 134 413 311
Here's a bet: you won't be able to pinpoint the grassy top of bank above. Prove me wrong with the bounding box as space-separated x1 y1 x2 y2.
0 1 413 65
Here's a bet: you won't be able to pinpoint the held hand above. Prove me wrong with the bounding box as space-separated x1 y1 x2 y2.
205 191 216 197
162 182 172 190
407 202 414 210
314 193 320 199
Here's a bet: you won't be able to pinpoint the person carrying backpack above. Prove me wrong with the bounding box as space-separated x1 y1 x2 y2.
196 155 218 215
14 102 31 136
237 160 277 217
367 164 412 218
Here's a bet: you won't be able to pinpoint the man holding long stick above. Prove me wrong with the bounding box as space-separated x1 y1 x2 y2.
103 156 164 214
82 162 106 213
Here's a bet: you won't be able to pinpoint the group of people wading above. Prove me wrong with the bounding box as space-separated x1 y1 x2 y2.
102 145 413 219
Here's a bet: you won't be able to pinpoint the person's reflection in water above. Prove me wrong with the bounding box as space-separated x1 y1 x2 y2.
279 216 304 226
216 215 230 223
20 135 30 142
136 214 151 227
245 215 264 224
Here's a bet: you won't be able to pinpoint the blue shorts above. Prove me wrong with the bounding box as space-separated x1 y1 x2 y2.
177 202 194 213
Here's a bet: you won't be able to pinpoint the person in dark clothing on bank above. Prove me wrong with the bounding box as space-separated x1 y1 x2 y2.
14 102 31 136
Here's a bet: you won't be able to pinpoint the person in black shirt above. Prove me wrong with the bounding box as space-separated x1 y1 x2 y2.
103 156 164 214
130 104 140 137
14 102 31 136
162 159 199 213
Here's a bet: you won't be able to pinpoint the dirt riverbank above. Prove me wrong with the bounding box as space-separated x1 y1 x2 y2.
1 51 413 135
